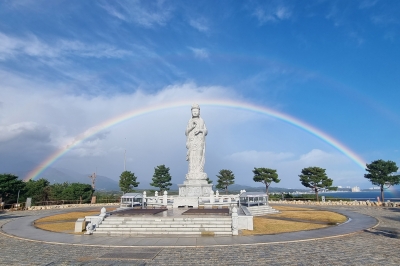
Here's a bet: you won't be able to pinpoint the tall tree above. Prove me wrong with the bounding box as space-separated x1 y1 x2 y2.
0 174 25 204
216 169 235 194
252 167 280 195
150 165 172 192
299 167 335 201
364 159 400 202
119 171 140 194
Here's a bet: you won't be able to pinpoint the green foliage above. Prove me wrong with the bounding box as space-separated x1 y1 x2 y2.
299 166 333 201
119 171 140 194
252 167 280 194
48 182 68 201
150 165 172 192
0 173 25 204
61 183 93 202
23 178 50 204
364 159 400 201
216 169 235 194
205 177 213 184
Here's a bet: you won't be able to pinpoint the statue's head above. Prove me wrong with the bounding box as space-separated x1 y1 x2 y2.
191 103 200 117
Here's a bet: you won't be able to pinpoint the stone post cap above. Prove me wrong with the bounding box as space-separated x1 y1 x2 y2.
164 191 167 195
100 207 106 214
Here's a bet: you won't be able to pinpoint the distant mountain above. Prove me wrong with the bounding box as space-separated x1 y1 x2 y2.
33 167 120 191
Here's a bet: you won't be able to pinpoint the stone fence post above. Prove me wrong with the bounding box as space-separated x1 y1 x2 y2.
210 190 215 204
163 191 168 206
232 206 238 236
143 191 146 208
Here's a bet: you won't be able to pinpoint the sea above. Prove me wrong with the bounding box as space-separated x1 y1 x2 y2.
319 190 400 202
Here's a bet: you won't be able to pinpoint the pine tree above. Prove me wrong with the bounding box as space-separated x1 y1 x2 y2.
150 165 172 192
216 169 235 194
119 171 140 194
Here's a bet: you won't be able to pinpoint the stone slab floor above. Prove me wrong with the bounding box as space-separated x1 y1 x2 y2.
0 206 399 266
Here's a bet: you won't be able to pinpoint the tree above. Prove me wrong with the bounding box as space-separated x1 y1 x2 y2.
24 178 50 204
150 165 172 192
216 169 235 194
364 159 400 202
252 167 280 195
299 167 334 201
0 174 25 204
62 183 94 203
119 171 140 194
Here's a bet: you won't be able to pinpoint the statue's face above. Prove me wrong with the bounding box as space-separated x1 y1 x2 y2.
192 108 199 117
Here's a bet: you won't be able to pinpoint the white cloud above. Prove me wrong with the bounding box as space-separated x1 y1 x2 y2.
251 3 292 24
0 32 132 61
189 18 209 32
359 0 378 9
188 47 209 59
100 0 173 28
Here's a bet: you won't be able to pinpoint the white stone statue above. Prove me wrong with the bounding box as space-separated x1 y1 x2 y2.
185 103 208 179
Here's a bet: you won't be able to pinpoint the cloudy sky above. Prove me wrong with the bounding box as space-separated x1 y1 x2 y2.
1 0 399 189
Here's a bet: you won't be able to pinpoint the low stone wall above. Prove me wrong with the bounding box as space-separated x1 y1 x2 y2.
26 202 120 211
270 200 399 207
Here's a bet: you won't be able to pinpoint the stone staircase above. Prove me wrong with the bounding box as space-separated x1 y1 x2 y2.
241 205 279 216
93 216 233 236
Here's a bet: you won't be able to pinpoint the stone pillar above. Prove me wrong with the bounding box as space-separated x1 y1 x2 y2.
155 191 159 203
232 206 238 236
163 191 168 206
210 190 215 204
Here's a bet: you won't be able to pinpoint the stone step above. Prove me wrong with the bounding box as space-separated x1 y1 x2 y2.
99 224 231 228
101 220 232 225
95 227 232 232
104 217 232 222
93 230 232 236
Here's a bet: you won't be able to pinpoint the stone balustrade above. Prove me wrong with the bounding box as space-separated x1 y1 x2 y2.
269 199 399 207
25 202 120 211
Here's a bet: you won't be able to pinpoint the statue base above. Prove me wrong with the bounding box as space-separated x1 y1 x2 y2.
173 197 199 208
178 182 212 197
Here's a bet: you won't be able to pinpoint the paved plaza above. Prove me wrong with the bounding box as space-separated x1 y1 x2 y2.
0 205 399 265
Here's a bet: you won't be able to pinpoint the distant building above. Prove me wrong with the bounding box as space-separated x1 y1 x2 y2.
351 186 360 192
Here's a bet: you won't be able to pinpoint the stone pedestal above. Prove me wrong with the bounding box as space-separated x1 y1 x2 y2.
173 197 199 208
178 179 212 197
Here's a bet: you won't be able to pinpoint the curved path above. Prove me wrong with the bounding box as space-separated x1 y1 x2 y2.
0 205 399 265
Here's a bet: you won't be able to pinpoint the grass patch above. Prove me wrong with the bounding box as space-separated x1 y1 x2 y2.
35 222 76 233
242 218 328 235
242 207 347 235
36 211 100 223
34 208 116 234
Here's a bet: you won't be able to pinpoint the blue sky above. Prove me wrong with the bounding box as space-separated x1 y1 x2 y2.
0 0 399 189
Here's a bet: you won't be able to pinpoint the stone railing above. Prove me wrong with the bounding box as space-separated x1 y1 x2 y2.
269 199 399 207
25 202 120 211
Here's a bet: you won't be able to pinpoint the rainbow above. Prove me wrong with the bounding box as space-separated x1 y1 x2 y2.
24 99 367 181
